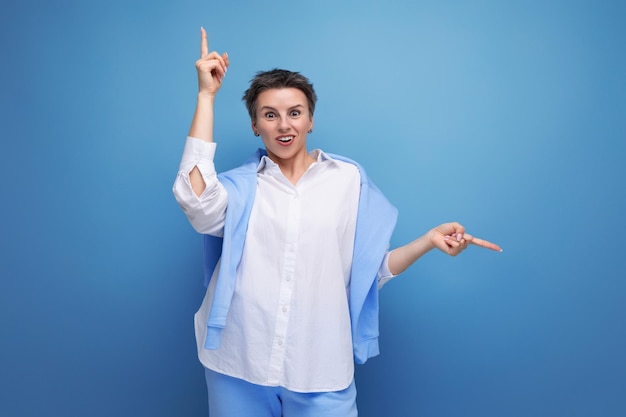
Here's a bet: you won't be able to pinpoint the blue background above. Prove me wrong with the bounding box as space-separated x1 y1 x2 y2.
1 0 625 416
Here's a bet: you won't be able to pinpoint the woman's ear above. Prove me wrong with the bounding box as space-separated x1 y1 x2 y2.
251 120 259 137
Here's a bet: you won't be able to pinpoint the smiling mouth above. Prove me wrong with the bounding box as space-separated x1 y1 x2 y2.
277 136 294 143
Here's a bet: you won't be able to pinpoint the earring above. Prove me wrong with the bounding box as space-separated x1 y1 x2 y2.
308 129 313 134
254 132 260 137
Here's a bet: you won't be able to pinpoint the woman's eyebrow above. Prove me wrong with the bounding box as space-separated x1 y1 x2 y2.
259 104 305 111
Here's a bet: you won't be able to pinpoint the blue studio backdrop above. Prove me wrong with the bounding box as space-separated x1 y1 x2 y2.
1 0 625 416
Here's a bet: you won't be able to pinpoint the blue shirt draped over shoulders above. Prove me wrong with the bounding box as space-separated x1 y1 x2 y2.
202 148 397 364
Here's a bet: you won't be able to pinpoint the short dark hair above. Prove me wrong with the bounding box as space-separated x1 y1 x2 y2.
242 69 317 120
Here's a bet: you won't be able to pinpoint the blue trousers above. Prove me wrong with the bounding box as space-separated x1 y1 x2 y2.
204 368 358 417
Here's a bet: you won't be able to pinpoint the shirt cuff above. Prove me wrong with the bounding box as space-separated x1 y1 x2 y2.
378 252 396 288
179 136 217 174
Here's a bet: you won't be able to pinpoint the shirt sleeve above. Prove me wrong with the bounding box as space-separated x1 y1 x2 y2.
172 136 228 236
377 251 397 289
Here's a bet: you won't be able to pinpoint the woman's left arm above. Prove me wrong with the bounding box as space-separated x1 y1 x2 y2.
387 222 502 276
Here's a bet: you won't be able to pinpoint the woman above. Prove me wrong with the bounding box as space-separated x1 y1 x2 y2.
173 27 501 417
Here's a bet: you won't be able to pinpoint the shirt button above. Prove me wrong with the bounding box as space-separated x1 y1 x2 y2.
285 275 292 282
282 306 288 313
277 339 284 346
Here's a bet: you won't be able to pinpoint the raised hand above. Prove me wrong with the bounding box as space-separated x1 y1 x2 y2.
196 27 229 96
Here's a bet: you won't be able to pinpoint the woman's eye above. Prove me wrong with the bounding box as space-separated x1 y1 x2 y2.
290 110 301 117
264 112 276 119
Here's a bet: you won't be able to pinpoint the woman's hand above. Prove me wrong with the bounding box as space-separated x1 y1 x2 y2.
429 222 502 256
196 27 229 96
388 222 501 275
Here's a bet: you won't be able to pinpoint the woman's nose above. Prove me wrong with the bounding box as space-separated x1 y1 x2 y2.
277 116 290 131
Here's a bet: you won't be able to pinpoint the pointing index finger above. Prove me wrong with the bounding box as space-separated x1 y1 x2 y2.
471 236 503 252
200 26 208 58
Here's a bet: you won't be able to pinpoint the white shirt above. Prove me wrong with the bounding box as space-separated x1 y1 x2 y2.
173 137 394 392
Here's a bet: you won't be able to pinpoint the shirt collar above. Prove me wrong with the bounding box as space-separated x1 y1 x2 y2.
256 149 339 173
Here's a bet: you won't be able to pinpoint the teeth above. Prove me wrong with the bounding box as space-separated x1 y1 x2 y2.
278 136 294 142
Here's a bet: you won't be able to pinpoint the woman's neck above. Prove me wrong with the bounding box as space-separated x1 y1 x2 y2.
270 150 316 185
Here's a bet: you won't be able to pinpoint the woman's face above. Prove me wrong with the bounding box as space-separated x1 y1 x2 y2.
252 88 314 165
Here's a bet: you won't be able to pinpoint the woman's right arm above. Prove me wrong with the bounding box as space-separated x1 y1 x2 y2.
188 27 229 195
172 28 230 236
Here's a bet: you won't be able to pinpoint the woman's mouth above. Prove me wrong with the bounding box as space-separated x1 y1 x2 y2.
276 135 294 145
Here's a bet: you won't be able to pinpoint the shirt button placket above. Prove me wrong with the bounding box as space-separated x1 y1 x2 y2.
267 188 300 384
